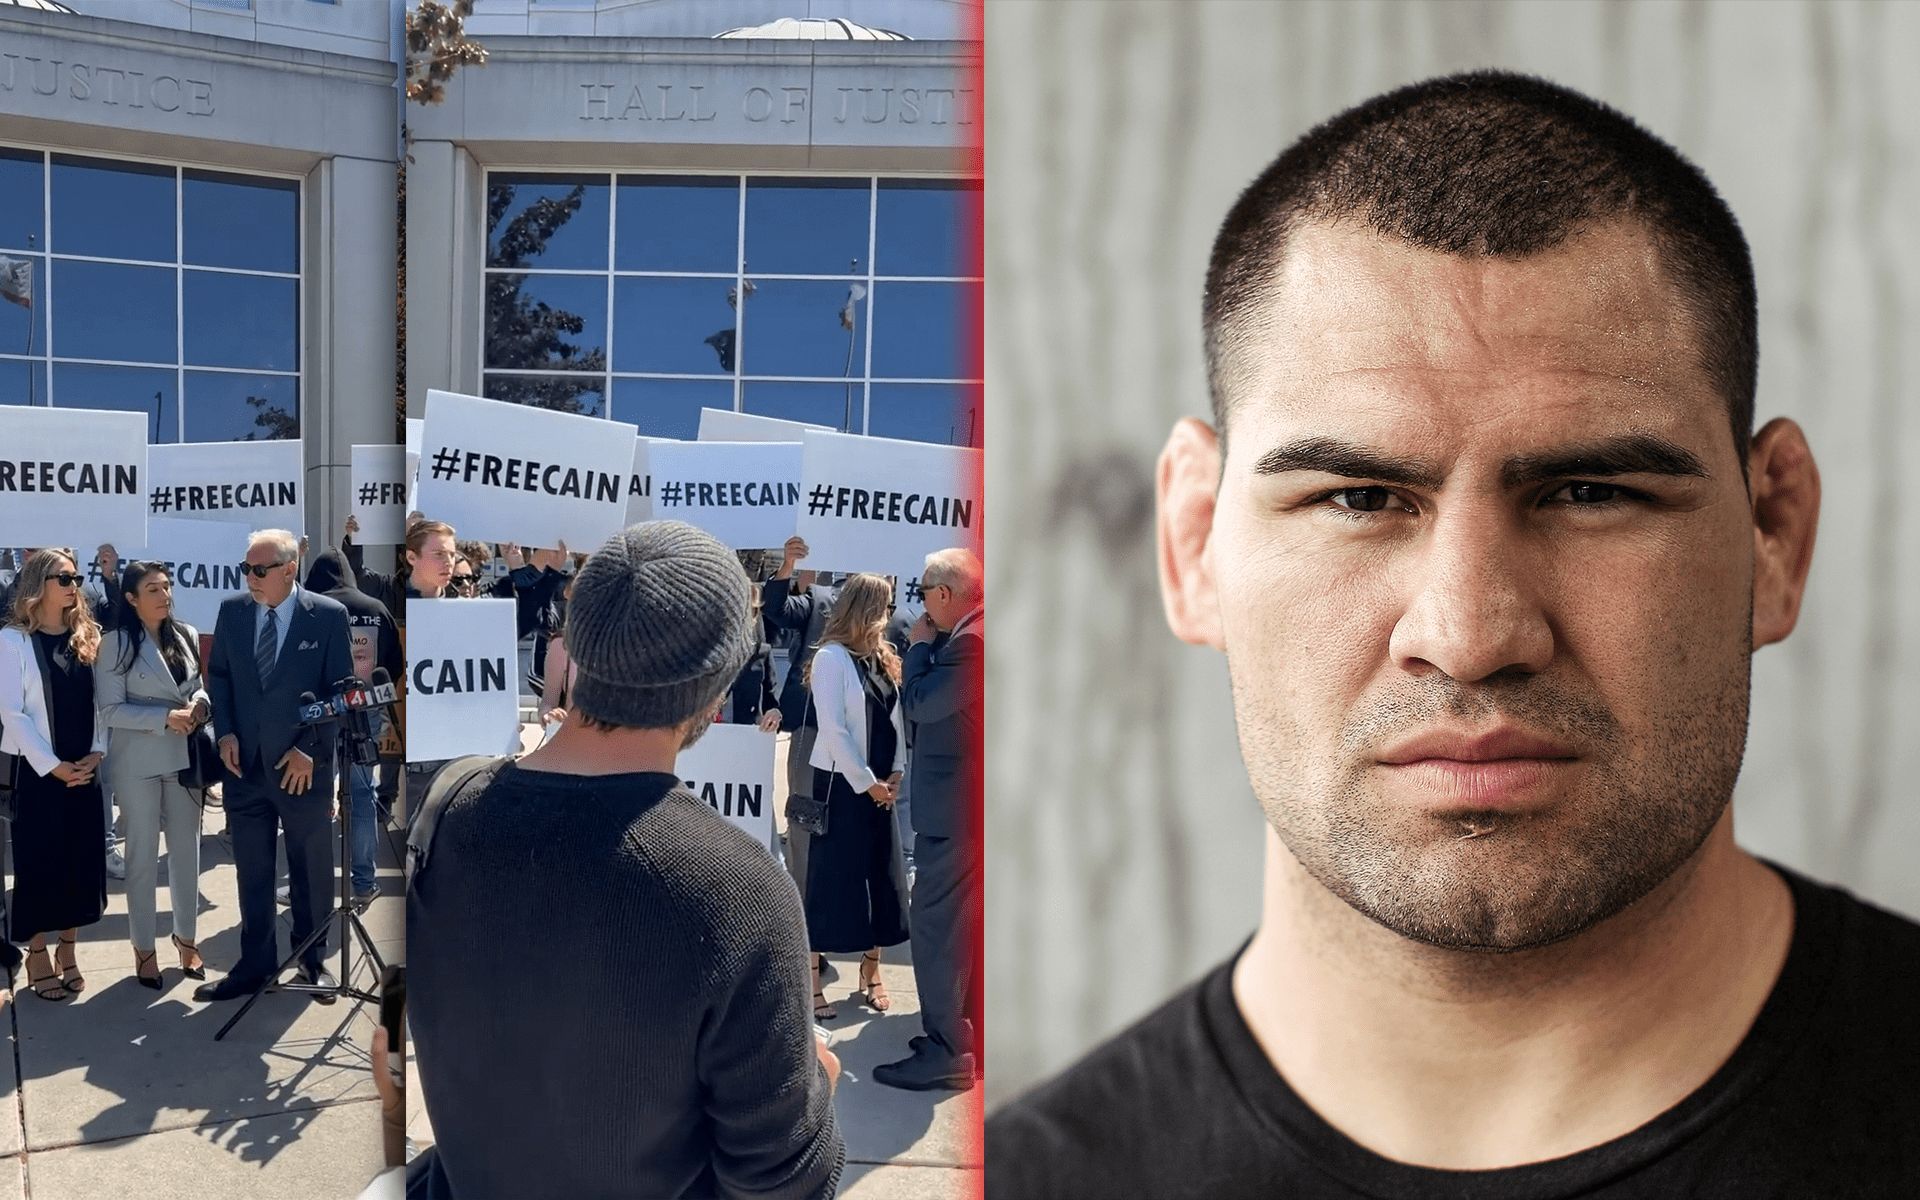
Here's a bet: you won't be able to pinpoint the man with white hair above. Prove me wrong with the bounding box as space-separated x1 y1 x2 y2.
198 528 354 1002
875 547 984 1091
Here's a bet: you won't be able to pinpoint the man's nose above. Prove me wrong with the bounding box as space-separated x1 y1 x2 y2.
1387 504 1554 683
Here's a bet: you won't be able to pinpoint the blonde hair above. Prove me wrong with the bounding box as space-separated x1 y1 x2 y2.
7 549 101 666
805 573 901 688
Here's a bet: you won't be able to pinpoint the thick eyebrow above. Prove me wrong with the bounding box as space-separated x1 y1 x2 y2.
1250 433 1710 490
1251 438 1444 489
1498 434 1710 488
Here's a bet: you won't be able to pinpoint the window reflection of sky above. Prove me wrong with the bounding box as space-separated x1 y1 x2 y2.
742 280 864 378
745 178 870 276
744 381 859 432
612 277 735 375
484 173 978 446
185 170 298 273
53 260 176 362
610 378 732 441
616 177 736 273
0 149 301 441
53 156 174 260
55 363 178 444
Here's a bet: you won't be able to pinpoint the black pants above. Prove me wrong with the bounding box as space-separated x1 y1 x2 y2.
227 754 334 980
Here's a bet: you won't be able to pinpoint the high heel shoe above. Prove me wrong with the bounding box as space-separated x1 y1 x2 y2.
25 947 68 1002
133 947 162 991
171 934 206 981
56 935 83 994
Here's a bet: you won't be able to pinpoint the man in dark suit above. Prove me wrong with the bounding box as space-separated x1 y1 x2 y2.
875 548 984 1092
198 528 354 1002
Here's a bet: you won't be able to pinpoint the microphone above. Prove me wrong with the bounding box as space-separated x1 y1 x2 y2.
367 667 398 707
298 675 398 724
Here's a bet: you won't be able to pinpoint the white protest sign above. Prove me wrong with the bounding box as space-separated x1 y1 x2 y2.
405 598 522 762
647 440 800 550
404 417 422 514
147 440 302 530
793 430 983 604
625 435 670 526
697 408 831 444
674 722 778 852
350 445 409 545
414 390 632 551
102 518 251 632
0 407 147 550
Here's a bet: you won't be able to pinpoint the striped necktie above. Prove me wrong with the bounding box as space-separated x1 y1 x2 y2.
256 607 278 682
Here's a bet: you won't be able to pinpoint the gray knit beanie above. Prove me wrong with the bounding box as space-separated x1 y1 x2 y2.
565 521 753 730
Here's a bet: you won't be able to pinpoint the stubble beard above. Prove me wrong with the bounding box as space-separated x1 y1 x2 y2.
1226 643 1752 953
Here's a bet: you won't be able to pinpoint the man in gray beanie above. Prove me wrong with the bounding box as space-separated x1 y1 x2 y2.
406 521 845 1200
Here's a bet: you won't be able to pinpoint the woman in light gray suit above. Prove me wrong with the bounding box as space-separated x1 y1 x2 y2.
96 562 209 988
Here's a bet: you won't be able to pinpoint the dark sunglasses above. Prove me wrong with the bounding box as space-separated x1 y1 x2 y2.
48 572 83 587
448 575 478 589
237 562 287 579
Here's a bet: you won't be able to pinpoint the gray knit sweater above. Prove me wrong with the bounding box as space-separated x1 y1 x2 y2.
407 766 843 1199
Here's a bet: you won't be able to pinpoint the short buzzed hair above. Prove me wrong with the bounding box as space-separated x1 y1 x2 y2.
1203 70 1757 467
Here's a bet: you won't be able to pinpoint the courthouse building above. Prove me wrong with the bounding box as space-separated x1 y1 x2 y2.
0 0 400 554
404 0 981 451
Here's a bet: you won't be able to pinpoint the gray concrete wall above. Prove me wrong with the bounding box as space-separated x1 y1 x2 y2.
67 0 398 64
461 0 976 41
985 0 1920 1107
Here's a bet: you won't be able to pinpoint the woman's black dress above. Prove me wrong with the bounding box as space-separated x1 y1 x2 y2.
10 630 108 941
803 656 911 953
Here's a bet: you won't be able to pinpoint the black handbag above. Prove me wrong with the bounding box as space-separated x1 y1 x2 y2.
177 723 220 795
784 685 830 838
172 629 221 804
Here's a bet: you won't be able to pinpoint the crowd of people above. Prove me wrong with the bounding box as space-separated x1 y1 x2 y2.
401 516 985 1196
0 523 433 1010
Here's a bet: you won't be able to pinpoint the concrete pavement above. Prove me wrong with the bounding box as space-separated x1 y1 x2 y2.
1 790 403 1199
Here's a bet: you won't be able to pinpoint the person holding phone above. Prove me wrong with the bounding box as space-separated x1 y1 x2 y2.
96 561 212 988
0 549 110 1002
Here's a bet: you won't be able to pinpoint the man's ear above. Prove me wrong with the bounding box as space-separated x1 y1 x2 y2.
1749 417 1820 649
1157 417 1226 650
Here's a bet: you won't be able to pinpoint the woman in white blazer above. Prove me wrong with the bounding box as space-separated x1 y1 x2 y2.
0 550 110 1001
802 572 911 1021
96 561 211 988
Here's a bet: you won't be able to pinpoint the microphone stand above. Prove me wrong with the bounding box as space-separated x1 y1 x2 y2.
216 698 391 1041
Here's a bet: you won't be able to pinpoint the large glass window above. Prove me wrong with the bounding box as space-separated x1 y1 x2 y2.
483 172 980 446
0 150 301 441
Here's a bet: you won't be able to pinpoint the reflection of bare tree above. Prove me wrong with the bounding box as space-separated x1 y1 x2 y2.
242 393 299 440
485 184 607 415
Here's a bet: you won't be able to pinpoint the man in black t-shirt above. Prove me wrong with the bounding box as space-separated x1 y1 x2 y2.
988 71 1920 1198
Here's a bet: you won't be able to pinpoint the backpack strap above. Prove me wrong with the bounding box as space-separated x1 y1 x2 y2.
405 754 511 886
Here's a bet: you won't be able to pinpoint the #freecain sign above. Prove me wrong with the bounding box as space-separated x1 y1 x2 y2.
0 407 147 550
351 444 409 546
89 518 251 633
646 439 802 551
414 390 633 551
147 440 303 531
792 429 983 605
405 598 521 763
673 722 777 854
